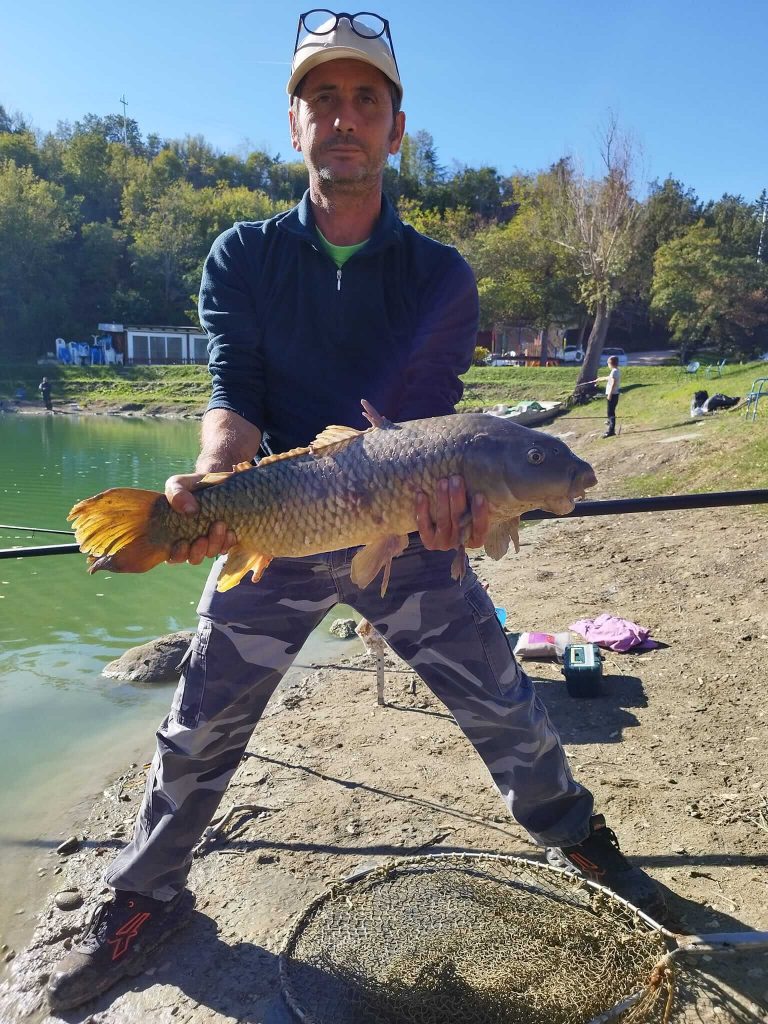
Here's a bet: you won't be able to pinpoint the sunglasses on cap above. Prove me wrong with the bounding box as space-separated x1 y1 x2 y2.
293 9 400 76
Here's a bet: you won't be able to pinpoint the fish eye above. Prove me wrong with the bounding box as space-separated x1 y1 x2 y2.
527 447 546 465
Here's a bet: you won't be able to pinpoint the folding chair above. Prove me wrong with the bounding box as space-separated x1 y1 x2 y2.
678 360 700 378
705 359 726 378
745 377 768 422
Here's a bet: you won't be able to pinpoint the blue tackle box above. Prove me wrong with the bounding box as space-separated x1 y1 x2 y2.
561 643 606 698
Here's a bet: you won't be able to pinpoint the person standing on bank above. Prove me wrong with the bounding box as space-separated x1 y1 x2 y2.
600 355 621 437
47 11 666 1012
38 376 53 412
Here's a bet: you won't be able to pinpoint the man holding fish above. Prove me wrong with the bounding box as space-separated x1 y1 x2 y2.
49 11 666 1011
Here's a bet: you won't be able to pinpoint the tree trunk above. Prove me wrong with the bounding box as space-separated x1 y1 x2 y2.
575 301 611 392
576 316 589 349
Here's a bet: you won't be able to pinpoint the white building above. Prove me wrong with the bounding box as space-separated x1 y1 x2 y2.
97 324 209 365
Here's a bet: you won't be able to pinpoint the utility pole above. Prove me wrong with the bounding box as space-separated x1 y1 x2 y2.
119 95 128 146
758 188 767 263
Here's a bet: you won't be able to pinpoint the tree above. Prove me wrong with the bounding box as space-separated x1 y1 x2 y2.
396 198 480 247
464 173 582 334
73 112 144 154
0 161 71 358
548 122 642 391
60 130 122 221
129 182 279 322
397 129 444 203
651 220 768 358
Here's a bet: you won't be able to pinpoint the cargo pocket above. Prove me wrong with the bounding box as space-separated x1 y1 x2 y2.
171 620 212 728
463 580 521 697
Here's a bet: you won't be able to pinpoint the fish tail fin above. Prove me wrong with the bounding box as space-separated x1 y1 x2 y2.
216 546 273 592
68 487 170 575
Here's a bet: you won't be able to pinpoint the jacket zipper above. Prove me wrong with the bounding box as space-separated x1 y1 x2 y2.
337 268 342 292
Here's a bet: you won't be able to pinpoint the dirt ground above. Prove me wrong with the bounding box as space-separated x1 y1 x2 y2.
1 412 766 1024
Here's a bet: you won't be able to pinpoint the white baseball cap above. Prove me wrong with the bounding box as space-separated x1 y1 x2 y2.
287 12 402 102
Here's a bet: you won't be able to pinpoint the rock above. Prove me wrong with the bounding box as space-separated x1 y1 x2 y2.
102 631 195 683
56 836 80 856
329 618 357 639
54 890 83 911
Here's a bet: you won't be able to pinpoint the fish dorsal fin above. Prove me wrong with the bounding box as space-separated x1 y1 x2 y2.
360 399 397 430
256 445 311 468
309 424 367 458
193 462 255 490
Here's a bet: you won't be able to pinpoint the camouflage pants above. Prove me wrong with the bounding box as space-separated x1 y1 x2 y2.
106 537 593 900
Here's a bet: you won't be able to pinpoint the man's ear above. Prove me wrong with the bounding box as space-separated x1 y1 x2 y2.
289 106 302 152
389 110 406 156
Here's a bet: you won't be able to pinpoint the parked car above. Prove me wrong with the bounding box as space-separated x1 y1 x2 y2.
561 345 585 363
599 346 628 367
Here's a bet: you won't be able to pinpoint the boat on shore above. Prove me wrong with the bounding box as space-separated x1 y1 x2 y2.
485 400 564 427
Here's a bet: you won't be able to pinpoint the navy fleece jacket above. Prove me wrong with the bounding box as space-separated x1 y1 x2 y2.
199 190 479 454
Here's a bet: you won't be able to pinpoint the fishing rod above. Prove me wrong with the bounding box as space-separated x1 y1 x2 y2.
1 489 766 560
521 488 768 520
0 523 75 535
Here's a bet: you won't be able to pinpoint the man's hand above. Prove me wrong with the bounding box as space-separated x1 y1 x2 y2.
415 476 489 551
165 473 237 565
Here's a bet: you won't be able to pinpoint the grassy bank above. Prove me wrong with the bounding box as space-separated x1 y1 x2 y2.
2 360 766 499
0 364 211 413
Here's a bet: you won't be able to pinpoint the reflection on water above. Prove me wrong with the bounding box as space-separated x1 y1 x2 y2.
0 413 360 952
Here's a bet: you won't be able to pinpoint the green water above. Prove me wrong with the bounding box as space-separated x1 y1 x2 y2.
0 412 356 953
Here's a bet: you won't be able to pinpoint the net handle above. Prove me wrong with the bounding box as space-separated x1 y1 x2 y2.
587 931 768 1023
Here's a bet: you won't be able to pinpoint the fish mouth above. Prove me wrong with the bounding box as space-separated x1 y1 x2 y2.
542 468 597 516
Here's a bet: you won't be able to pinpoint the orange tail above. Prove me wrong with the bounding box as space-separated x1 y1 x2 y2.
67 487 171 575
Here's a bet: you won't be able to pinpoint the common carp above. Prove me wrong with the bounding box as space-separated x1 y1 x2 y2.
68 401 597 596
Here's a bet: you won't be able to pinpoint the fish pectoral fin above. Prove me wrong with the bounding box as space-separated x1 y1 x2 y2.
484 517 520 560
350 534 409 596
216 546 273 592
450 546 467 583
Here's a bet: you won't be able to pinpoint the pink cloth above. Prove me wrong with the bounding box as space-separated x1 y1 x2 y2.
569 613 660 652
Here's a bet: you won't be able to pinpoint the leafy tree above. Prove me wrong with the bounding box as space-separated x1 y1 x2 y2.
397 129 444 202
61 130 122 221
69 221 126 330
0 129 42 173
396 198 480 247
129 181 280 322
0 105 32 134
446 164 515 219
73 112 144 154
651 220 768 357
466 188 581 334
0 161 72 358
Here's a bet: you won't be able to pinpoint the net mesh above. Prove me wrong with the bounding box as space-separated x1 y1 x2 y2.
279 854 675 1024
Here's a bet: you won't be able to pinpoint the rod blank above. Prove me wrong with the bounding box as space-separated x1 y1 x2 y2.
521 488 768 520
0 523 74 536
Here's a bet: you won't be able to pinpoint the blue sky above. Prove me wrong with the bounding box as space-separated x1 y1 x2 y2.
3 0 766 203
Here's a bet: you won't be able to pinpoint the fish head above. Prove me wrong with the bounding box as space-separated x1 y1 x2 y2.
470 417 597 516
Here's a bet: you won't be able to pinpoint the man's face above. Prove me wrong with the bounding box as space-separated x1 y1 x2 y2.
289 59 405 192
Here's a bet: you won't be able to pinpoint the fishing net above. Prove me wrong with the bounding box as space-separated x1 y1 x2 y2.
279 853 676 1024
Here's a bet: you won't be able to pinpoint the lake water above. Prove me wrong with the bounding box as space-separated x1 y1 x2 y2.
0 412 356 953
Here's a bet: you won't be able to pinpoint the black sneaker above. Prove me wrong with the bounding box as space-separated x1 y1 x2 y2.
46 888 195 1012
546 814 667 920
